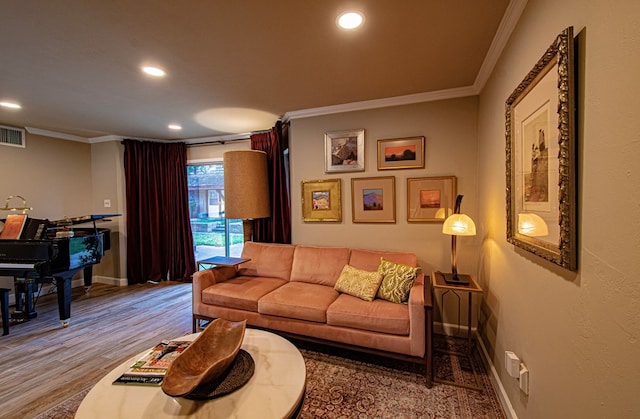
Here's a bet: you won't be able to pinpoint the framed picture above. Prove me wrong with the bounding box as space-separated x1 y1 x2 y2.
301 178 342 222
324 129 365 173
351 176 395 223
505 26 577 271
407 176 456 222
377 136 425 170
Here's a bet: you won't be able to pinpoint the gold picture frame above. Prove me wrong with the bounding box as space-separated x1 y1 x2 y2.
377 136 425 170
407 176 456 222
505 26 577 271
324 129 365 173
351 176 395 223
301 178 342 222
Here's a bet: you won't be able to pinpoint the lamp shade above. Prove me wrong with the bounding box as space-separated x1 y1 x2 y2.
518 213 548 236
442 214 476 236
223 150 270 220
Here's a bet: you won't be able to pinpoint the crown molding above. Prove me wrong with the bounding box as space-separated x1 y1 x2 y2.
25 127 90 143
283 86 477 122
473 0 528 92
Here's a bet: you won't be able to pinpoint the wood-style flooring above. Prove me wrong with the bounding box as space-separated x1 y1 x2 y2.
0 281 193 418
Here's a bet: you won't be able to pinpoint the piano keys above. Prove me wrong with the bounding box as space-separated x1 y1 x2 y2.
0 214 119 335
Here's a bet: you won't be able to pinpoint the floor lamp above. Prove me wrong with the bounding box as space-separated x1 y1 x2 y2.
223 150 271 242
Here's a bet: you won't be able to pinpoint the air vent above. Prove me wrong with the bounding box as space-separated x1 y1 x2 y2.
0 125 25 148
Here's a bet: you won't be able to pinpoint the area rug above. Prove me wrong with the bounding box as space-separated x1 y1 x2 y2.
36 336 504 418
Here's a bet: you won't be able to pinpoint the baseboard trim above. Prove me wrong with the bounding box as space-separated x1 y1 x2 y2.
92 276 128 286
436 321 517 419
477 337 518 419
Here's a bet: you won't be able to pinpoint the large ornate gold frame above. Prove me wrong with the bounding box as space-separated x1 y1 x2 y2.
505 27 577 270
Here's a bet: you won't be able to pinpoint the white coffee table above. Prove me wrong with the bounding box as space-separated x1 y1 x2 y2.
76 328 306 418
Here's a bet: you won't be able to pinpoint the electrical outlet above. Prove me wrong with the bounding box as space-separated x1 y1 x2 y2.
519 364 529 394
505 351 520 378
104 199 111 208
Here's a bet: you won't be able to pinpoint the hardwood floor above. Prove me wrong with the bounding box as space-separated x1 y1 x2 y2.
0 281 193 418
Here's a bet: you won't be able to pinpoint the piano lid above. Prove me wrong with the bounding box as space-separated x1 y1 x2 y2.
48 214 122 227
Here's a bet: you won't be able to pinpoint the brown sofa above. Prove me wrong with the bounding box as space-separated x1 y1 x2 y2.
192 242 433 386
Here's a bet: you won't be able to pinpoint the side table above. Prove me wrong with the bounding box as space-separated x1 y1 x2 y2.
432 271 483 391
196 256 250 271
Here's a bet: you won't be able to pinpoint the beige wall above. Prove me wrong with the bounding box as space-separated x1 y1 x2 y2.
289 98 479 274
0 133 92 219
477 0 640 417
90 141 126 280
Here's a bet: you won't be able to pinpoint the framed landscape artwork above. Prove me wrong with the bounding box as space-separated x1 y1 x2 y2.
351 176 396 223
377 136 425 170
324 129 365 173
406 176 456 222
301 178 342 222
505 26 577 271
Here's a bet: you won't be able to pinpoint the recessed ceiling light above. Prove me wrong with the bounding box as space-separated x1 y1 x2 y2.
168 124 182 130
142 66 166 77
337 11 364 30
0 101 22 109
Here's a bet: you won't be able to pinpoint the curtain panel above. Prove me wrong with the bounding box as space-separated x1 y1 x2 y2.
123 139 196 284
250 121 291 244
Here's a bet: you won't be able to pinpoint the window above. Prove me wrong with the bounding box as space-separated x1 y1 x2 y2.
187 162 244 263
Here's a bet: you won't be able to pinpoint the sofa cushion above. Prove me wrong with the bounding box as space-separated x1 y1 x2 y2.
237 242 296 281
327 293 410 335
376 258 420 303
348 248 418 272
289 245 351 287
258 282 339 323
334 264 383 302
201 276 287 312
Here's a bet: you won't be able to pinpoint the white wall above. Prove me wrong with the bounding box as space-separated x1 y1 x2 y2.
477 0 640 417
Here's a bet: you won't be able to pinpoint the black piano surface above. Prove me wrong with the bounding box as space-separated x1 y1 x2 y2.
0 214 120 335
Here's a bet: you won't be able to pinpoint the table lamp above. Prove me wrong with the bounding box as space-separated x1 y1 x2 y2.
441 194 476 284
223 150 271 242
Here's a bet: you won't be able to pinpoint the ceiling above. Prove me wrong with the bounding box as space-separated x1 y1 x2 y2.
0 0 516 143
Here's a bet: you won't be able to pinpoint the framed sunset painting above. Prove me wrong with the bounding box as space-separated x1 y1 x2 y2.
377 136 425 170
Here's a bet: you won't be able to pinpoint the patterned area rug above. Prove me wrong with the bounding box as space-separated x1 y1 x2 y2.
36 336 504 418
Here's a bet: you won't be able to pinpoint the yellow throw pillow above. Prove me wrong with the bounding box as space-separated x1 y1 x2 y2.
376 258 420 303
334 264 384 302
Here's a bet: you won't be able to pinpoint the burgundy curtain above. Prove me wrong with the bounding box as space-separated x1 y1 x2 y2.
123 139 196 284
250 121 291 243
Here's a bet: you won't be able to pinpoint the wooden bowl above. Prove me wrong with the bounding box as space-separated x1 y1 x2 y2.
161 318 247 397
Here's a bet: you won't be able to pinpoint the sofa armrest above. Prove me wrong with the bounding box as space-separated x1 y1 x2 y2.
408 271 428 356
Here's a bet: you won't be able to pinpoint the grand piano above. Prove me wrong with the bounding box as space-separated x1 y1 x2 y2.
0 213 119 335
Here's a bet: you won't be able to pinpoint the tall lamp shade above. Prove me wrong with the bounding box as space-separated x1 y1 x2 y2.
223 150 271 242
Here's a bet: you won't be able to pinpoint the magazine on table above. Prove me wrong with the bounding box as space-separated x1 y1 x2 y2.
113 340 191 386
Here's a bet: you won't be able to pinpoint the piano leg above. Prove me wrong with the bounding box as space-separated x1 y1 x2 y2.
1 288 9 335
55 276 72 327
83 265 93 293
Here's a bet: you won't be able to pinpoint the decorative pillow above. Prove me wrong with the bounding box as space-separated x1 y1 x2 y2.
334 264 384 302
376 258 420 303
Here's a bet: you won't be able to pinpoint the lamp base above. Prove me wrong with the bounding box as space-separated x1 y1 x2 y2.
442 273 470 285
